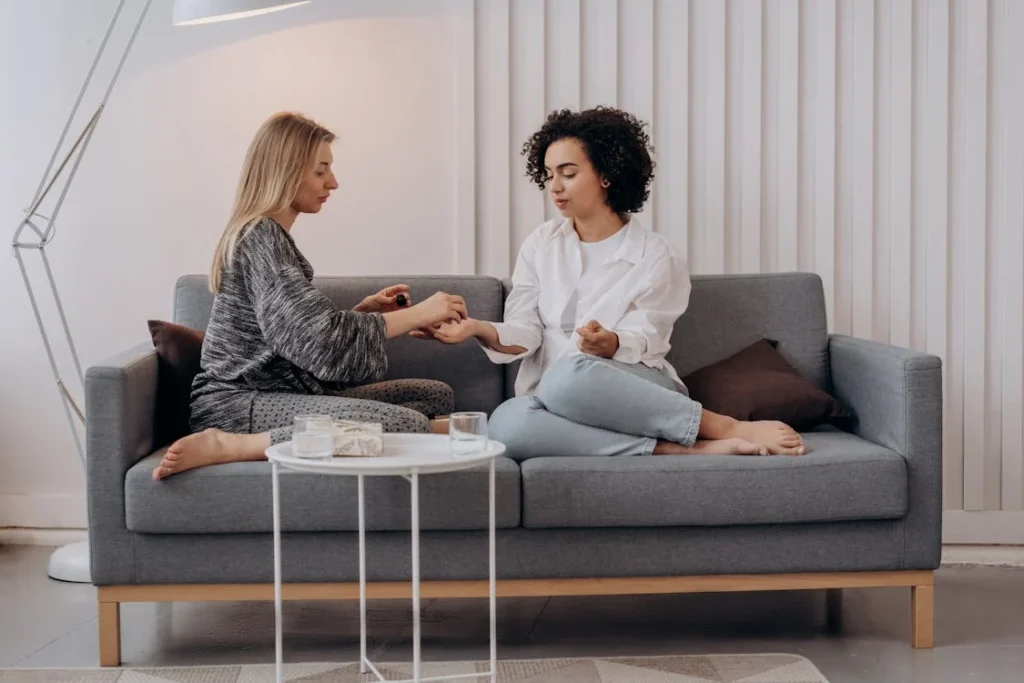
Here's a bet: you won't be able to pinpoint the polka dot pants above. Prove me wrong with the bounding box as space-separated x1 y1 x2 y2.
251 379 454 445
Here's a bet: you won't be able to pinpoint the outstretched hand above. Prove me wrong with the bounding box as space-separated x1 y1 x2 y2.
411 318 478 345
576 320 619 359
354 284 411 314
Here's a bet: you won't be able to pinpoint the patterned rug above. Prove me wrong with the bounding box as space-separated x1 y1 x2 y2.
0 654 829 682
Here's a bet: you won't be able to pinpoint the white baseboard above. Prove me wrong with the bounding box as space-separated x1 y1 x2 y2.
0 528 87 546
942 511 1024 544
0 493 87 529
941 544 1024 567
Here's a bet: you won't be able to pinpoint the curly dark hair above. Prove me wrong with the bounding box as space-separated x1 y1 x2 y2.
521 106 655 215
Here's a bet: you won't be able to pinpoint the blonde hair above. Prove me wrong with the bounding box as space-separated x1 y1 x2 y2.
209 111 336 292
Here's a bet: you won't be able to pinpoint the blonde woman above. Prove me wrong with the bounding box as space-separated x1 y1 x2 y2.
153 112 466 480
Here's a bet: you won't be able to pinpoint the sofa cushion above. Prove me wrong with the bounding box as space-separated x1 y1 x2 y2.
682 338 850 431
668 273 830 391
147 320 204 442
173 274 508 415
125 454 521 533
520 430 907 529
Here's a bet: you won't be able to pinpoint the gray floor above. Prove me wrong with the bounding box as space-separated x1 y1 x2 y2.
3 545 1024 682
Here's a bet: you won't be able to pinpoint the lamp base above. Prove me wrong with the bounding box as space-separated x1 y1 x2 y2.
47 539 91 583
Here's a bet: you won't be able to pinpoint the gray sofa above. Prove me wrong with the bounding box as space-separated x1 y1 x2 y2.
85 272 942 666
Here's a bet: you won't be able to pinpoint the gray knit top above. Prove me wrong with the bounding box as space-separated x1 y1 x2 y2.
189 217 387 434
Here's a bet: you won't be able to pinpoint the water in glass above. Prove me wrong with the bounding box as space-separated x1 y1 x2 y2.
292 414 334 460
450 411 488 457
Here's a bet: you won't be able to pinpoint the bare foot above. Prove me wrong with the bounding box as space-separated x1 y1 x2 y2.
152 429 269 480
654 437 768 456
698 411 807 455
733 421 807 455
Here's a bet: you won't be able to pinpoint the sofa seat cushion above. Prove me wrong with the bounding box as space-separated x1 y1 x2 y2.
125 454 521 533
520 430 907 529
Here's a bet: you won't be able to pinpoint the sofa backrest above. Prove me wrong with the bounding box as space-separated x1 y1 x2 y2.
668 273 830 390
173 270 830 411
173 275 509 414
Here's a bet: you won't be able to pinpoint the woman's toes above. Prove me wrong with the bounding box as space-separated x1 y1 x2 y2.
735 439 763 455
775 422 801 437
152 450 183 480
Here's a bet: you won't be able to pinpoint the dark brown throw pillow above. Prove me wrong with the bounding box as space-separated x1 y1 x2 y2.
681 339 849 432
147 320 205 443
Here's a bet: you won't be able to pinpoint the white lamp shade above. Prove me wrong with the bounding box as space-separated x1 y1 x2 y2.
172 0 311 26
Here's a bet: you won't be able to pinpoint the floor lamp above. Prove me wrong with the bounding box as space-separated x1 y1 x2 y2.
11 0 312 583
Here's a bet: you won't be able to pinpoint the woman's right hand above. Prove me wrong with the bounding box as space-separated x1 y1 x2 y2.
411 317 480 344
413 292 468 328
432 318 481 344
382 291 465 339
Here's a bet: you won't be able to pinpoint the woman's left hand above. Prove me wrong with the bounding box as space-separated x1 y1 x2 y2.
576 320 619 359
354 284 411 314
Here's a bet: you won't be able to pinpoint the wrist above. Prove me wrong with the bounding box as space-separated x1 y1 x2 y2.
406 304 432 330
474 319 496 343
382 308 417 338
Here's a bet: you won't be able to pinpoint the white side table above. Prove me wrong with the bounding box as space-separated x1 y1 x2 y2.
266 433 505 683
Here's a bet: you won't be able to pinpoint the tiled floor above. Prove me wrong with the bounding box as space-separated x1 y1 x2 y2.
3 544 1024 682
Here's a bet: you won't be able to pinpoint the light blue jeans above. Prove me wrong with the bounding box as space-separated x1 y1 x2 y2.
488 354 703 461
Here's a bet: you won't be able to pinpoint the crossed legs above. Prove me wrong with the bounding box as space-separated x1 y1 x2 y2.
489 354 805 461
153 379 453 479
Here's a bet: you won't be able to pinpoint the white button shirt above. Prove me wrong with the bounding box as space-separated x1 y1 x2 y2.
481 217 693 397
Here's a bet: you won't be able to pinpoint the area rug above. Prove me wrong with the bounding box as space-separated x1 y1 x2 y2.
0 653 829 682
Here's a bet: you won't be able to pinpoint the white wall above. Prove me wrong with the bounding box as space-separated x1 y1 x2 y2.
3 0 1024 544
469 0 1024 543
0 0 463 528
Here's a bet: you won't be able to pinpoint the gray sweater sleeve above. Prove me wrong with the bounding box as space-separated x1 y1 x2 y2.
239 226 388 385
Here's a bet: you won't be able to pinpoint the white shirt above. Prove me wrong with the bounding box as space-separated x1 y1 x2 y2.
481 217 693 397
560 227 629 334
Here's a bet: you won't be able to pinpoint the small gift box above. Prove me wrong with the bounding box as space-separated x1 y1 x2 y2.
331 419 384 457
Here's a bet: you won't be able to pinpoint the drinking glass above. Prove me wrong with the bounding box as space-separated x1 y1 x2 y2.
291 414 334 460
449 412 488 457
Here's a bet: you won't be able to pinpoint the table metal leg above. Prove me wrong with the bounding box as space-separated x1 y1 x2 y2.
348 462 494 683
358 474 367 674
411 470 421 683
488 458 497 681
272 461 283 683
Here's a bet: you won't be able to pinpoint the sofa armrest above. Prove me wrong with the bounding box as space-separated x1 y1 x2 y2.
828 334 943 569
85 341 160 584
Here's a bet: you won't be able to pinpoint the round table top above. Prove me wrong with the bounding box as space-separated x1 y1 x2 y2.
265 433 505 476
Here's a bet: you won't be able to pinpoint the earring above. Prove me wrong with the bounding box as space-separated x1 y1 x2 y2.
601 180 610 188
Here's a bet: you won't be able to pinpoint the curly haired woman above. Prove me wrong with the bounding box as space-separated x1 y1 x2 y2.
420 107 807 459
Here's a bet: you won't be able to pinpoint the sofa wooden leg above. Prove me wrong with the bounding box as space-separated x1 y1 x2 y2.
825 588 842 634
98 601 121 666
911 584 934 648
